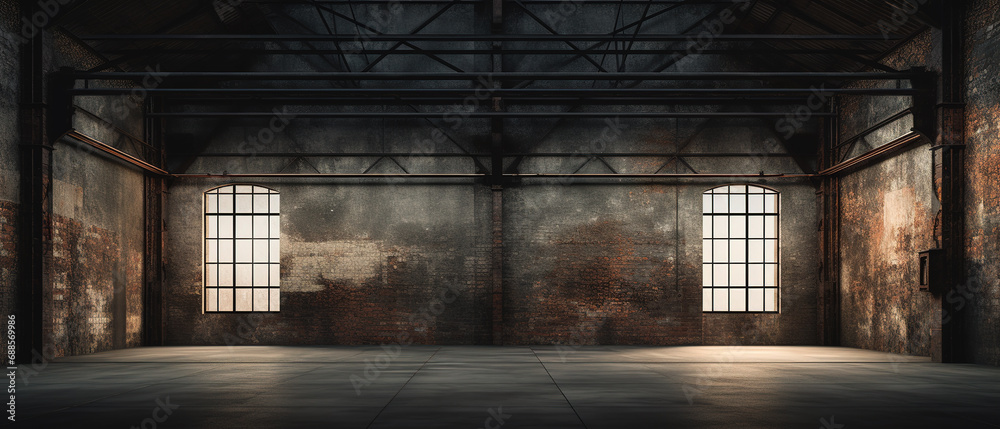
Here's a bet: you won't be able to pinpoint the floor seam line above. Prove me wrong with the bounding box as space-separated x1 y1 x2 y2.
530 346 590 429
364 346 442 429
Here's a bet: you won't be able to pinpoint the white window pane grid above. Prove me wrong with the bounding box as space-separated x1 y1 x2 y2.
729 216 746 238
236 289 253 311
205 185 280 312
702 185 779 313
730 195 747 214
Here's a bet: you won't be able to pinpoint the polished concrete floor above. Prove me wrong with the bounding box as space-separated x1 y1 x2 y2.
11 345 1000 428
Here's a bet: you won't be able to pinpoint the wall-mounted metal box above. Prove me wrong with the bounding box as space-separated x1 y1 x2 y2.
919 249 945 293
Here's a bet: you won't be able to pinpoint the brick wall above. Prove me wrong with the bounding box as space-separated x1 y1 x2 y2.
47 214 142 356
165 181 493 346
165 180 820 346
838 145 937 356
164 113 821 346
504 187 696 345
836 31 939 357
0 0 20 355
504 183 818 346
0 201 17 324
47 142 146 358
964 0 1000 365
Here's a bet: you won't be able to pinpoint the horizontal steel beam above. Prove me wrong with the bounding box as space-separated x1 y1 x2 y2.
62 130 169 176
162 97 816 105
174 172 817 178
834 108 914 148
70 88 921 96
149 112 836 118
509 153 799 157
195 152 493 157
821 132 926 176
509 173 818 178
245 0 740 4
177 173 483 178
98 48 881 56
69 71 923 81
196 152 798 158
78 34 907 42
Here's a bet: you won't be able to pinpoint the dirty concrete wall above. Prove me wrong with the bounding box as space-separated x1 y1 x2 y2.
164 116 818 346
837 31 939 356
165 114 494 345
699 177 818 345
48 142 145 356
42 31 147 357
0 0 20 329
505 119 818 346
838 144 937 356
165 178 494 345
963 0 1000 365
506 180 818 346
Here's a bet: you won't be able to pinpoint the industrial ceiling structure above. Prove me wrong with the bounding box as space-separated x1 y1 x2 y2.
48 0 934 182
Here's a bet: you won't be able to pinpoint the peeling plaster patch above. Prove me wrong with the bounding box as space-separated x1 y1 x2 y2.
839 141 934 356
84 286 111 335
887 305 908 345
52 178 84 219
965 0 1000 364
881 188 917 265
282 239 390 291
654 221 675 235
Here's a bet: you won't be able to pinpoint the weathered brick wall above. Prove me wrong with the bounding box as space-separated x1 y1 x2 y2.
163 110 820 346
838 145 937 356
0 0 19 202
0 202 16 324
47 142 145 357
0 0 19 341
505 181 818 346
504 185 695 345
165 180 493 345
837 31 936 154
48 214 142 356
964 0 1000 365
702 181 819 345
41 31 148 357
18 24 151 358
166 182 818 347
836 31 939 357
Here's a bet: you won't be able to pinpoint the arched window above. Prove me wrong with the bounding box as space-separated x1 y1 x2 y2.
204 185 280 312
703 185 779 313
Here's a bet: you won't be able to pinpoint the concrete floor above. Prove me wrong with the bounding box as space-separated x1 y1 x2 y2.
11 346 1000 428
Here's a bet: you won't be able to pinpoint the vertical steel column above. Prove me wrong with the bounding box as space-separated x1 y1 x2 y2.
819 109 841 346
489 0 505 345
491 185 504 345
17 0 51 364
934 0 967 364
143 96 165 346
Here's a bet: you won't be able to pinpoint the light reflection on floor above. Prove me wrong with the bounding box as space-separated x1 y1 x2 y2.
12 345 1000 428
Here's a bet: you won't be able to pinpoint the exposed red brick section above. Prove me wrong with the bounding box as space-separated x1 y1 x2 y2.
835 30 939 357
46 214 143 357
164 183 493 346
503 183 818 347
838 149 938 356
167 244 491 346
505 218 696 345
0 200 17 320
833 0 1000 363
163 172 820 346
963 0 1000 365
